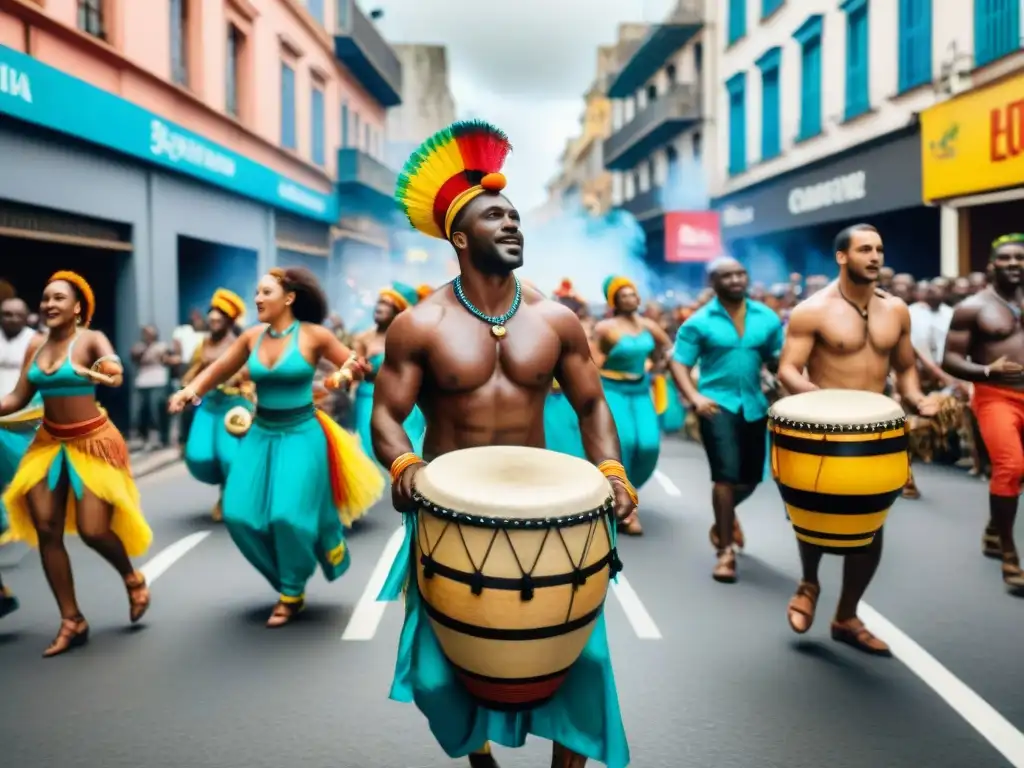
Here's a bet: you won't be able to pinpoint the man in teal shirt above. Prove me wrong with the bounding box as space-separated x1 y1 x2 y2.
670 257 783 583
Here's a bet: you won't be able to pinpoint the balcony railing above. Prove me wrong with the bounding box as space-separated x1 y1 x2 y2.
337 147 397 200
618 186 664 223
604 84 701 171
607 0 704 99
334 0 403 107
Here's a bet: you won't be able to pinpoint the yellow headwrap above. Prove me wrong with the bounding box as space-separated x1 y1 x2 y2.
210 289 246 322
603 276 636 306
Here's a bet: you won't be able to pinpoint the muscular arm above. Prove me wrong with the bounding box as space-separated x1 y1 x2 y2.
554 310 622 464
370 311 423 467
942 303 989 381
668 319 702 404
777 304 819 394
891 302 927 408
184 328 256 398
642 318 673 365
0 337 41 416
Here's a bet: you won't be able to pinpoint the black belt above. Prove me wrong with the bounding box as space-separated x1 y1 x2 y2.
255 403 315 424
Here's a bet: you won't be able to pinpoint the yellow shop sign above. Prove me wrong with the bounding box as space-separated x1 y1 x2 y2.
921 74 1024 201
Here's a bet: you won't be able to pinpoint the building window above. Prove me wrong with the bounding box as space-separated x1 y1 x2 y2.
762 0 784 18
794 15 823 141
666 63 677 84
77 0 105 39
728 0 747 44
756 47 782 160
307 0 325 25
726 72 747 176
975 0 1021 67
280 63 297 150
337 0 350 27
341 101 349 148
170 0 189 86
353 112 361 150
226 25 243 118
898 0 932 92
364 124 371 155
311 85 325 166
843 0 870 120
692 131 702 162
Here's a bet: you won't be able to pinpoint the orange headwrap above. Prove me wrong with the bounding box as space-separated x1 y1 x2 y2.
48 270 95 326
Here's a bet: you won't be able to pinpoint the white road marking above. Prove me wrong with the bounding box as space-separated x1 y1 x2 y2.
342 526 406 641
611 573 662 639
652 470 681 497
858 602 1024 767
139 531 211 584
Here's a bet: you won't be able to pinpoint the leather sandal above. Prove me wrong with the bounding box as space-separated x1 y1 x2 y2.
1001 553 1024 589
830 618 892 656
786 581 820 634
43 615 89 658
983 527 1002 559
125 571 151 624
211 497 224 523
267 597 305 628
712 549 736 583
709 518 745 550
618 514 643 536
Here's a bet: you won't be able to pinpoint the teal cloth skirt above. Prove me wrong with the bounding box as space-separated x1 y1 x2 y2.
355 381 425 468
602 377 660 489
222 407 350 598
0 397 41 533
658 380 685 434
377 513 630 767
184 390 250 487
543 389 586 458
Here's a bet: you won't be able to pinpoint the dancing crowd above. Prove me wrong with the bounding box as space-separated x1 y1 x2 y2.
0 118 1020 768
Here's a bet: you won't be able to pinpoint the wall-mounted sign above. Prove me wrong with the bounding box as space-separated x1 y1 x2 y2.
664 211 722 262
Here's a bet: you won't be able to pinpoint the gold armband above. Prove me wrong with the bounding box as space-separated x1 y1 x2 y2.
390 452 423 484
597 459 638 506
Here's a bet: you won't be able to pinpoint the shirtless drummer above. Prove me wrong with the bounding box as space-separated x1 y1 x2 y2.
372 120 634 768
777 223 939 655
942 233 1024 592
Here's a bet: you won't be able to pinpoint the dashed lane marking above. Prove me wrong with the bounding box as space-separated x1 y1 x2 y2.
139 531 211 584
652 470 682 497
611 573 662 639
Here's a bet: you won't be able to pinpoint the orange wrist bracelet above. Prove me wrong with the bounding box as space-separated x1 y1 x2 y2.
390 452 423 484
598 460 639 506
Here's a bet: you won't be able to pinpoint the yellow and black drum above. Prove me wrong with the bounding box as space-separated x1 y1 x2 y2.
769 390 909 553
412 445 619 710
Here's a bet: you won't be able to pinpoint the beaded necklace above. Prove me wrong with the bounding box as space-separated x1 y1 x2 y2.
268 320 299 338
453 275 522 339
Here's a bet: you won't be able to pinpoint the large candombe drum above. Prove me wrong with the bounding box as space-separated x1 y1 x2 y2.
0 402 43 434
769 389 909 553
413 445 617 710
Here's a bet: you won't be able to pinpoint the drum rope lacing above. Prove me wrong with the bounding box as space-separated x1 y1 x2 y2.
413 491 622 607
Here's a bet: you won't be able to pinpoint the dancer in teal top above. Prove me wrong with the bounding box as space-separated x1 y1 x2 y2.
168 266 384 628
353 282 425 470
180 288 252 522
378 119 634 768
592 276 672 536
544 286 587 459
0 390 42 618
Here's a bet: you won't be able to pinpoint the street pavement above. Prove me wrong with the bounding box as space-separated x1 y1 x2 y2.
0 437 1021 768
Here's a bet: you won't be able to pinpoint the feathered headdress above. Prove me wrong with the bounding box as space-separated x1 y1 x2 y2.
602 275 636 306
395 120 512 241
379 282 420 312
48 270 95 326
210 288 246 322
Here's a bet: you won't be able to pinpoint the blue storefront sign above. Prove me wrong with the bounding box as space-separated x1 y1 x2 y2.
0 45 338 222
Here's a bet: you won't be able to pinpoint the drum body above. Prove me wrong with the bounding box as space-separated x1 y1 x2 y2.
413 445 615 710
224 405 253 437
769 390 909 553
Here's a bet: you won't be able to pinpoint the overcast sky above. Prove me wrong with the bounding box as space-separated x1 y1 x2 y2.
366 0 676 212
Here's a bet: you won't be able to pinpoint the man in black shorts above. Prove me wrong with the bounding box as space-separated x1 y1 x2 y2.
670 257 784 583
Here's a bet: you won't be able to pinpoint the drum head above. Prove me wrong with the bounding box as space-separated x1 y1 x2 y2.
770 389 904 427
414 446 610 521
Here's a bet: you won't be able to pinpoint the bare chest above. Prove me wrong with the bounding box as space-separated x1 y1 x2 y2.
426 312 561 393
815 302 900 358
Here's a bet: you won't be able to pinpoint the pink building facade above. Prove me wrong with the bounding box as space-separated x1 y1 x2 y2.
0 0 401 421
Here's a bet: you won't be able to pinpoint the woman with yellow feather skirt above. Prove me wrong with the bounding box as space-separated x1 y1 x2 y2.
592 275 672 535
352 282 426 470
0 271 153 657
376 120 630 768
168 267 383 627
181 288 253 521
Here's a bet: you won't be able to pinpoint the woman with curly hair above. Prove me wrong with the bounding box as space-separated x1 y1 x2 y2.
0 271 153 657
168 267 384 627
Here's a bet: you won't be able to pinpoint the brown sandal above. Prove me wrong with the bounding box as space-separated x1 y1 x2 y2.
712 549 736 583
831 618 892 656
1001 553 1024 589
983 528 1001 559
786 581 820 634
211 497 224 523
266 597 305 628
618 514 643 536
709 518 745 551
43 615 90 658
125 571 151 624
